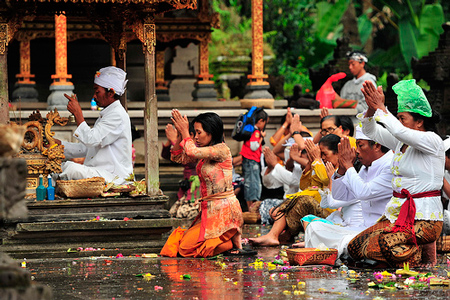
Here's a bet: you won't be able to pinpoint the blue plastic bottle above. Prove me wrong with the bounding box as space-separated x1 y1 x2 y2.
91 98 98 110
36 174 46 201
47 175 55 200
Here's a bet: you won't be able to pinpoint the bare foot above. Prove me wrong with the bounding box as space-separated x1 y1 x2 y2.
291 241 305 248
249 235 280 247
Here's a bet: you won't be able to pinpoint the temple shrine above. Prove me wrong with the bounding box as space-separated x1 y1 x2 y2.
0 0 357 258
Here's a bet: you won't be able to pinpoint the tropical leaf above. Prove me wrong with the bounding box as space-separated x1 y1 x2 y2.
316 0 350 40
419 3 444 36
358 13 373 46
304 37 337 68
315 1 332 24
416 3 444 57
398 18 419 71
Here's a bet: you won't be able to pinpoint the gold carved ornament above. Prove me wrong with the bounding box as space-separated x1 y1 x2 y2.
41 109 67 173
22 0 197 8
0 24 7 55
20 109 68 174
0 14 27 55
132 21 156 55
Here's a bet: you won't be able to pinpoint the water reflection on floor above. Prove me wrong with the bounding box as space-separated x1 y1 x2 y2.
23 225 450 299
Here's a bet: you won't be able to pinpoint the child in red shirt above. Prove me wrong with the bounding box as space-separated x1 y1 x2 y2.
240 109 268 211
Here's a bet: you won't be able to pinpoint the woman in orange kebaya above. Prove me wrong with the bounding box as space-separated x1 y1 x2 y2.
162 109 253 258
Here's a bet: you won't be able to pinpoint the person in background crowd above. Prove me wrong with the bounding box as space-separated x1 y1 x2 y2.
312 111 356 149
249 134 342 246
334 50 377 113
240 109 268 211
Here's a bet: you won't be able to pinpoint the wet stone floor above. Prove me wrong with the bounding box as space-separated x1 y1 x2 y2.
22 225 450 299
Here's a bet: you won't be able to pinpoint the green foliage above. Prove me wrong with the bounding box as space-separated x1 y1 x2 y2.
315 0 350 40
358 12 373 46
380 1 445 70
212 0 448 96
280 57 312 95
210 2 253 58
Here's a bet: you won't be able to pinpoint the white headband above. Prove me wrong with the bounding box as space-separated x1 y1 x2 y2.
94 66 128 96
347 52 368 63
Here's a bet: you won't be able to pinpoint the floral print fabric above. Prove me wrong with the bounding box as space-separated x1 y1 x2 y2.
172 138 243 240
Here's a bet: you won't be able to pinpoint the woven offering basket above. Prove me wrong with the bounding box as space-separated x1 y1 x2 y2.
57 177 105 198
242 212 261 224
286 248 338 266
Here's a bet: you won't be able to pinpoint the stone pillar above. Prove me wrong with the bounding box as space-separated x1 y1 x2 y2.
0 23 9 124
47 13 74 111
12 40 38 103
155 50 170 101
241 0 273 109
192 37 217 101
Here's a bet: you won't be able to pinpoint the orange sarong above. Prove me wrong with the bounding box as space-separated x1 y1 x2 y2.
178 222 237 258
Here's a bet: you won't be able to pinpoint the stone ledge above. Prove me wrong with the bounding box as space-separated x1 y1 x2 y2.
2 240 169 259
24 210 171 222
16 219 176 232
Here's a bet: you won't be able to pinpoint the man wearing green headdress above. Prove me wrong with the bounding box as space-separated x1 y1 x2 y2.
346 79 445 268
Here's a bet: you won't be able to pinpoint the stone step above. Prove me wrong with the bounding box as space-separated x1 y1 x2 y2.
1 218 180 259
25 209 170 222
1 195 180 259
26 196 169 217
2 240 168 259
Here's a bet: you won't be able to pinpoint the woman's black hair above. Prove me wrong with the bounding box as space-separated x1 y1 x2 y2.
319 134 340 153
320 115 341 128
189 122 195 135
192 112 224 145
409 110 441 134
338 115 354 137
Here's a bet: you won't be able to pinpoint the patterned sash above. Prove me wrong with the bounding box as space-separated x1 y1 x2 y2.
388 189 441 247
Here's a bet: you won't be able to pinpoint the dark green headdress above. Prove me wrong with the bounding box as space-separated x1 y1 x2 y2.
392 79 432 117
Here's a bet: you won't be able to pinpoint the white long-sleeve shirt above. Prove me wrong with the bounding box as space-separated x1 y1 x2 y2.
331 150 394 227
262 162 302 198
357 109 445 222
62 100 132 184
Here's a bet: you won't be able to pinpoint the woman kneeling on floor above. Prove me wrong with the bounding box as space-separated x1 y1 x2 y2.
347 80 445 268
161 110 255 258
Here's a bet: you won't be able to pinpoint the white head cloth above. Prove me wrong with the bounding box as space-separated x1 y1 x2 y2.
94 66 128 96
355 122 371 140
347 51 368 63
444 136 450 151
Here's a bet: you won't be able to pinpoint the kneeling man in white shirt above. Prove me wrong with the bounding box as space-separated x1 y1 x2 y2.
304 125 393 256
55 66 132 184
